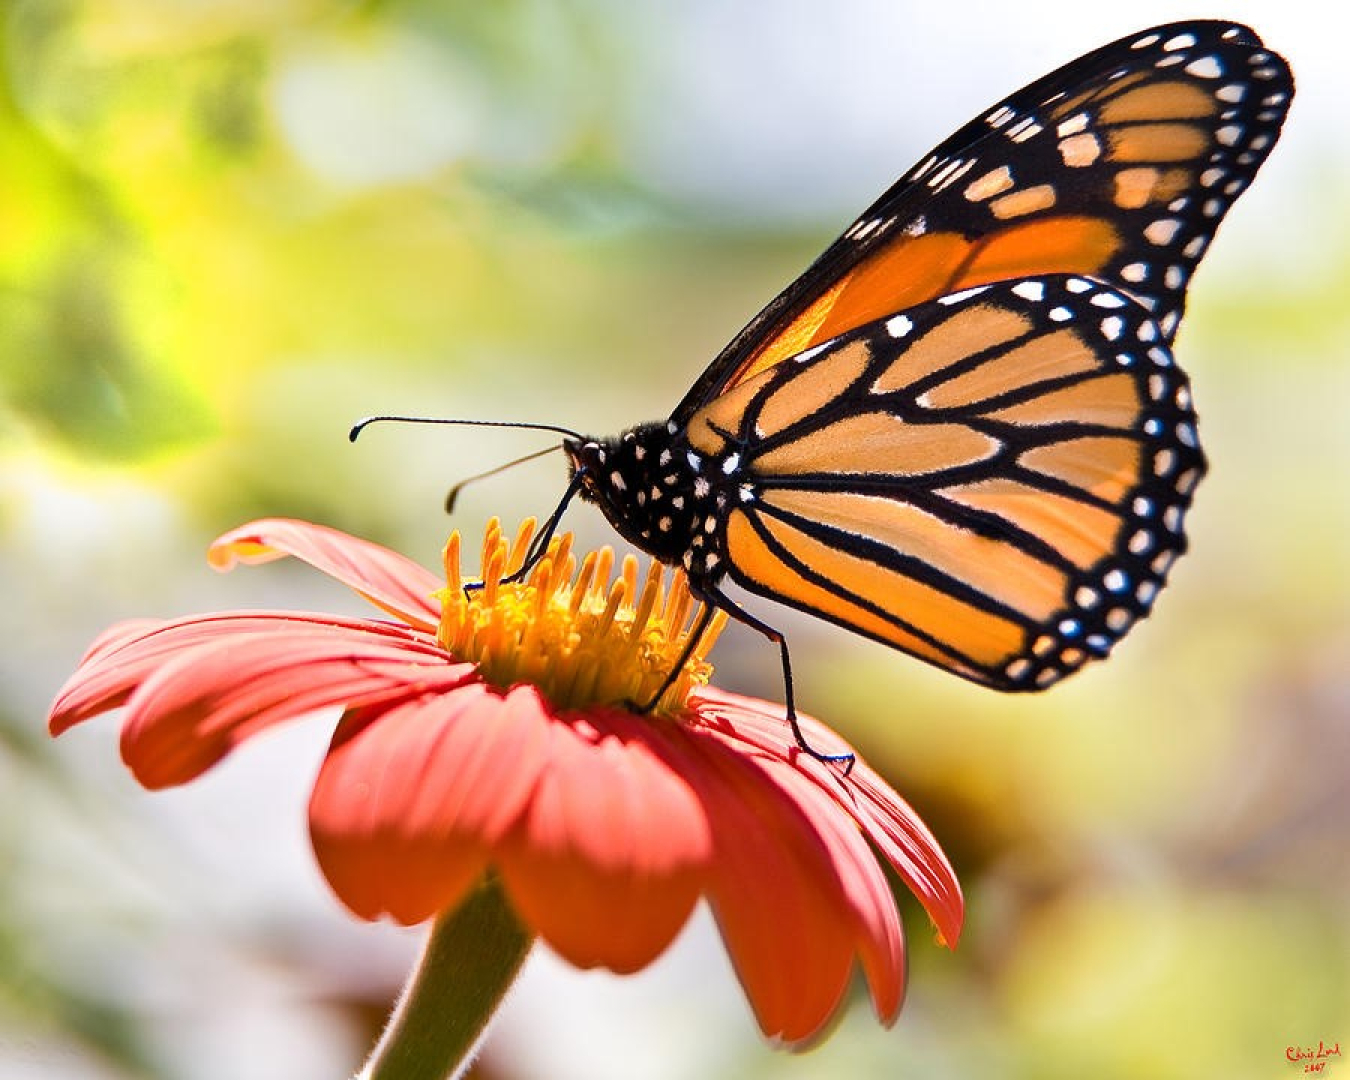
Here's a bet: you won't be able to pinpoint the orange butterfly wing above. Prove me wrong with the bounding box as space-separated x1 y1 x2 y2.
671 21 1293 421
685 276 1202 689
566 23 1290 702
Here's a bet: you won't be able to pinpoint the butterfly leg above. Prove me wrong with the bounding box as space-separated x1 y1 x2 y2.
465 469 587 597
625 600 717 711
699 585 855 773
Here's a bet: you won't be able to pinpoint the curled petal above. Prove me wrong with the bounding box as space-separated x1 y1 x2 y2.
52 614 475 788
665 731 862 1046
838 767 964 949
75 618 168 668
210 519 443 630
757 754 906 1027
123 636 473 789
49 613 438 736
496 708 712 974
690 689 964 949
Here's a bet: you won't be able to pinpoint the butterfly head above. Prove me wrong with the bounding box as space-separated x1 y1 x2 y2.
561 435 611 503
563 423 725 575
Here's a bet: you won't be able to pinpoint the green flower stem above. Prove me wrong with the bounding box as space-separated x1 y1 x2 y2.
358 876 534 1080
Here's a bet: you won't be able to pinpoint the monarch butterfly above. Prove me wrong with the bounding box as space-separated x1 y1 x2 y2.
359 21 1293 759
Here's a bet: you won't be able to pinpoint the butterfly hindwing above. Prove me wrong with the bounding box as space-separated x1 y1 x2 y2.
672 21 1293 420
564 22 1290 724
685 275 1202 689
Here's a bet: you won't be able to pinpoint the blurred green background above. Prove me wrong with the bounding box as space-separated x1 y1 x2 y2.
3 1 1346 1078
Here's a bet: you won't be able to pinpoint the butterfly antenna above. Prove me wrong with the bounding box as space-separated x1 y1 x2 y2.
350 412 592 587
444 444 561 514
349 415 586 443
501 468 589 586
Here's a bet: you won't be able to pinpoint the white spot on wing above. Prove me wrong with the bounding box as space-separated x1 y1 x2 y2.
964 165 1014 202
911 156 939 180
849 218 883 241
1057 113 1090 137
938 285 991 306
1059 132 1102 167
1005 657 1031 680
928 157 976 192
1185 55 1223 79
886 314 914 338
985 105 1015 128
1144 218 1182 245
793 342 830 364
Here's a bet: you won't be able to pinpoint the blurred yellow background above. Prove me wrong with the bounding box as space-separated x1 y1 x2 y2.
3 2 1346 1078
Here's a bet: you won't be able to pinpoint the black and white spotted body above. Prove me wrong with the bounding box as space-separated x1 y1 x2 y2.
565 425 737 581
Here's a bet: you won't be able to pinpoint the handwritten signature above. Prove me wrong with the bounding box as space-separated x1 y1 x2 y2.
1289 1041 1342 1074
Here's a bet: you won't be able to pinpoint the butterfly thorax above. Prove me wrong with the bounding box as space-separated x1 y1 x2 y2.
565 423 735 584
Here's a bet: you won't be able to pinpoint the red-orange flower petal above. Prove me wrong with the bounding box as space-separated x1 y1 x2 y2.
494 706 712 974
689 750 860 1042
311 684 547 924
51 612 472 788
650 714 904 1045
690 688 964 950
51 613 428 722
209 518 443 630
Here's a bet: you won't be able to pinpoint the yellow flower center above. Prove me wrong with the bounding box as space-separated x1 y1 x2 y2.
436 518 727 714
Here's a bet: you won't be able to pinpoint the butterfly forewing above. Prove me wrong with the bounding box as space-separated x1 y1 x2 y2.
672 21 1293 420
689 275 1203 689
562 22 1289 726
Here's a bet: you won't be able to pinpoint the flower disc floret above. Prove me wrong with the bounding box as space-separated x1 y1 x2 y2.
437 519 726 714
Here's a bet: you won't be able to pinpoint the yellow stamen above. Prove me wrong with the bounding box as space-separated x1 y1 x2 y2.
436 518 728 715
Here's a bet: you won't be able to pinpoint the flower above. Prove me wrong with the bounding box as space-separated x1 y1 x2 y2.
49 517 963 1048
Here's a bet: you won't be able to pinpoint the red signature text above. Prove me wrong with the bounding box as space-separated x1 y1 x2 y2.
1289 1041 1342 1074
